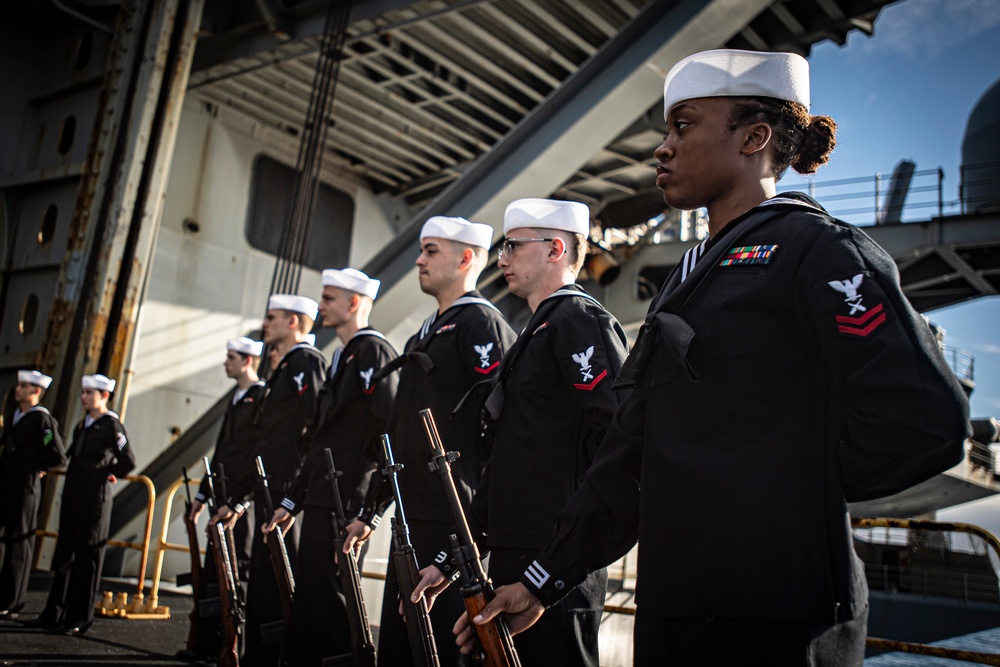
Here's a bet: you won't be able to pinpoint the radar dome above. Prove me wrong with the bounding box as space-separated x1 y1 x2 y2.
961 77 1000 213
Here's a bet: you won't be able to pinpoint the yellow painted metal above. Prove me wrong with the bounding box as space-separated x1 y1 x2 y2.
150 476 204 602
35 470 168 618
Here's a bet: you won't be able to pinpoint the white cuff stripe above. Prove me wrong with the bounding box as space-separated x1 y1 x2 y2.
524 561 550 589
368 515 381 527
280 498 295 511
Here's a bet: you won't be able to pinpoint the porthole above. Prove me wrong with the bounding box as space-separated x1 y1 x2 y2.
38 204 57 244
58 116 76 155
19 294 39 336
75 32 93 71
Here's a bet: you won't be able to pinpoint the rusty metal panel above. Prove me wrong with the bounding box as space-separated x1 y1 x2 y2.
5 181 79 269
18 85 103 173
34 0 207 426
0 271 60 365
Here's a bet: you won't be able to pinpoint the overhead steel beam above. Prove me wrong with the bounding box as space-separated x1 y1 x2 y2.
190 0 490 78
361 0 772 339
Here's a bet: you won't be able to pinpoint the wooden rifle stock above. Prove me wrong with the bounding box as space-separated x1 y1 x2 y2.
210 461 242 667
180 467 202 652
255 456 295 629
209 521 241 667
419 410 522 667
380 435 440 667
323 448 377 667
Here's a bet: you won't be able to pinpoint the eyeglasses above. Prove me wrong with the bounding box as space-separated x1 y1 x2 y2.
498 237 555 259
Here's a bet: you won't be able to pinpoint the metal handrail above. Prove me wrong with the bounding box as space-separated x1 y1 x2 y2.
854 517 1000 665
595 518 1000 666
35 470 157 602
149 476 205 601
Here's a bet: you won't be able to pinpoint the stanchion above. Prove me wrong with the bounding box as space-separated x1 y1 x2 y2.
35 471 169 619
150 476 204 603
96 474 170 618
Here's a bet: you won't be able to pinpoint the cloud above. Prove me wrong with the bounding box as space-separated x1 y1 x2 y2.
851 0 1000 59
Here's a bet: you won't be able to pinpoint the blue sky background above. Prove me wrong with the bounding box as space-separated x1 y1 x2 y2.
781 0 1000 532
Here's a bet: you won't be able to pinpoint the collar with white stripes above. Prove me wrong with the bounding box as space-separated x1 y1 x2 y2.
331 328 388 373
541 286 602 306
233 380 265 404
13 405 49 426
679 196 821 284
84 410 119 428
419 294 501 340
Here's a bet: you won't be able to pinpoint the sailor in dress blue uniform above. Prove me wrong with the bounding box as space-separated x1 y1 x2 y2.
458 50 970 667
32 374 135 635
366 216 516 667
0 371 65 617
264 269 398 665
413 199 628 666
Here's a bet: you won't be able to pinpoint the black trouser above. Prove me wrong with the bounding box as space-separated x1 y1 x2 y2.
244 493 299 667
289 506 362 666
632 606 869 666
377 518 472 667
0 475 41 612
489 547 606 667
41 483 112 628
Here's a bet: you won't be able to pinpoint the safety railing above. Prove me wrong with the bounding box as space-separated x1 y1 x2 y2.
149 476 205 605
34 470 167 618
863 562 1000 604
778 166 949 226
596 519 1000 665
853 517 1000 665
943 345 976 386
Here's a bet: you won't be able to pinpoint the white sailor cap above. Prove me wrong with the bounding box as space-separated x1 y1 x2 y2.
503 198 590 237
321 268 380 300
18 370 52 389
227 337 264 357
268 294 319 321
82 374 116 393
663 49 810 119
420 216 494 250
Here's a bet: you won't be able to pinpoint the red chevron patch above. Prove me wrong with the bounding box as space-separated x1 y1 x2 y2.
573 369 608 391
474 361 500 375
836 303 886 337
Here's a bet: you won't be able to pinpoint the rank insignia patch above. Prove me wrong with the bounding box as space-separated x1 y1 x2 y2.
571 346 607 390
473 343 499 375
360 367 375 394
836 303 887 338
828 274 866 314
436 323 457 334
719 244 778 266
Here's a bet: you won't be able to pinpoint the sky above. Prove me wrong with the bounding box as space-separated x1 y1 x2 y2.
782 0 1000 534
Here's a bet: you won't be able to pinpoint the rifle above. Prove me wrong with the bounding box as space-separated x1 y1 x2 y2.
323 447 377 667
255 456 295 634
207 459 242 667
419 409 521 667
178 466 202 652
380 435 440 667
